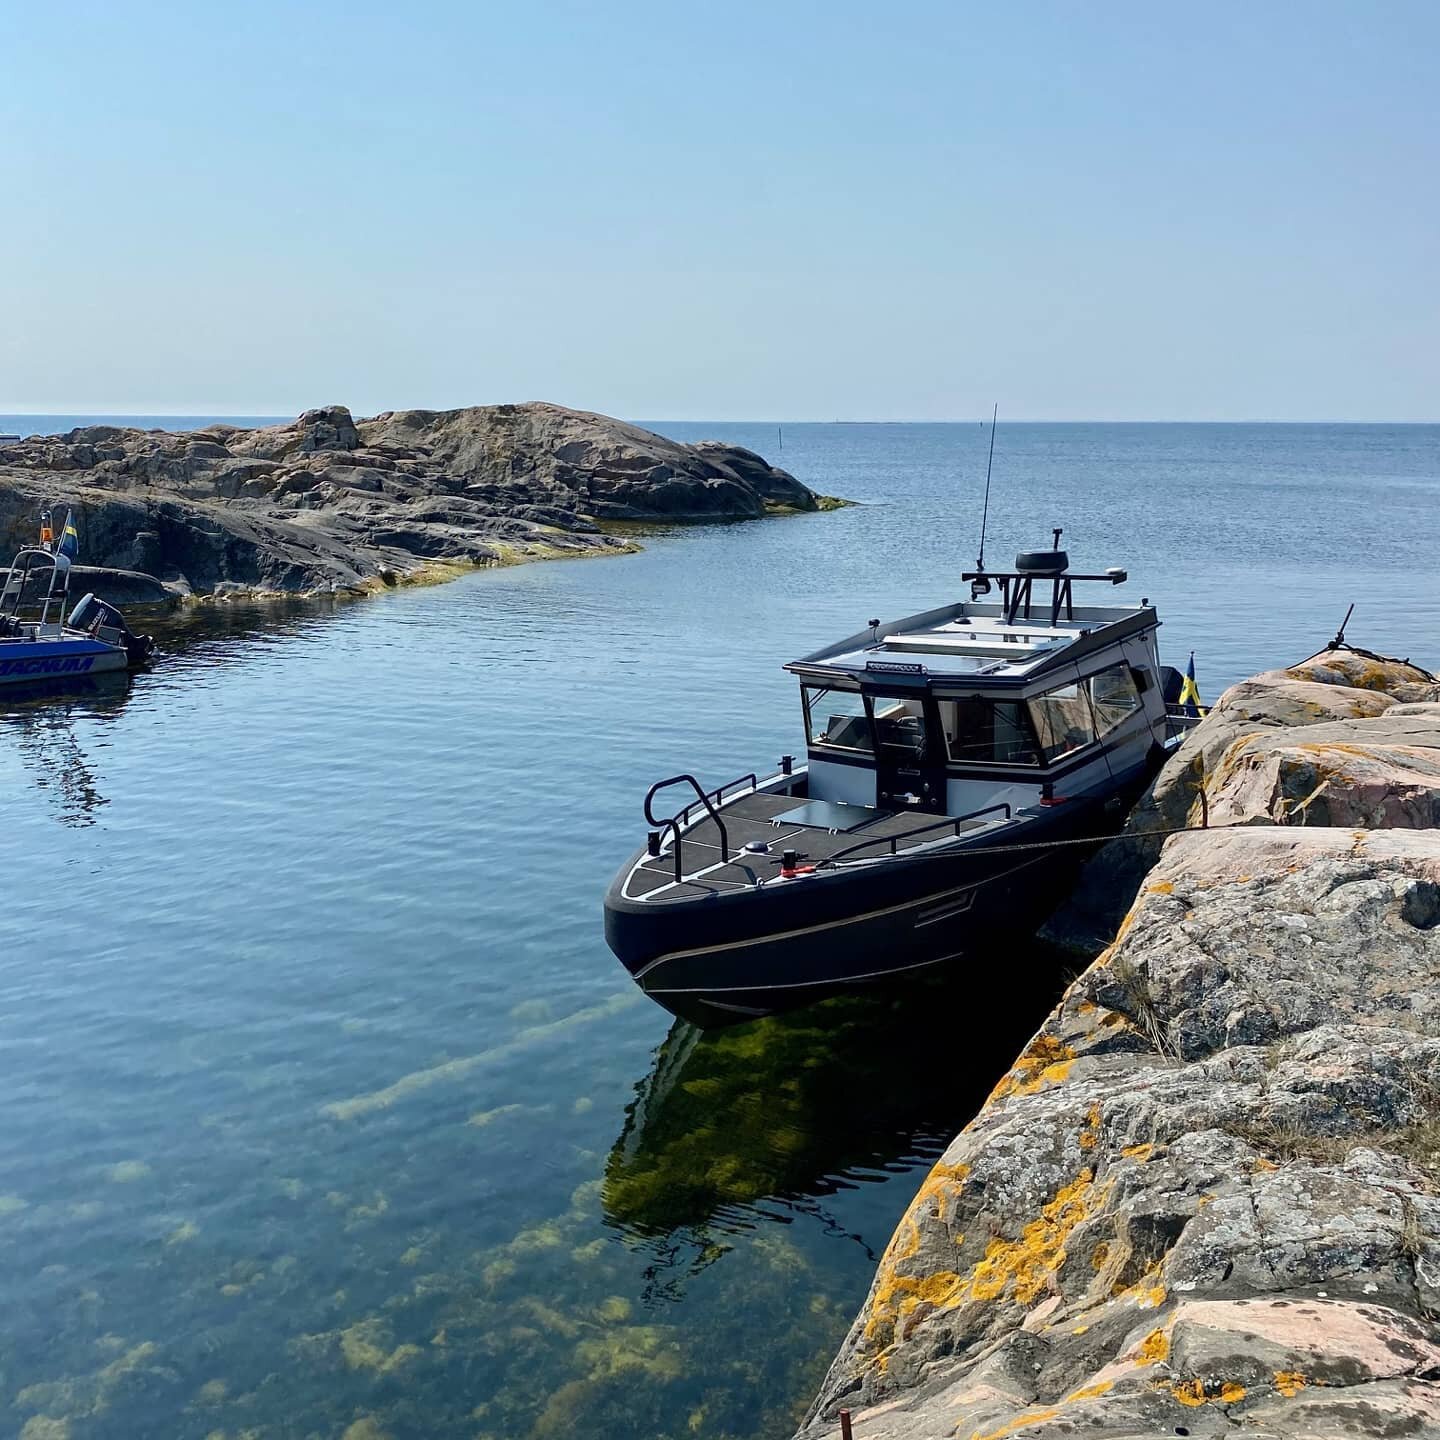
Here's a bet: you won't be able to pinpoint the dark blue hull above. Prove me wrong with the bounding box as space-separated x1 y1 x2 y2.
604 793 1117 1028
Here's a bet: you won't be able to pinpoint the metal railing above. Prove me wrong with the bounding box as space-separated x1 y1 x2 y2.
675 772 758 826
817 801 1013 868
644 772 760 883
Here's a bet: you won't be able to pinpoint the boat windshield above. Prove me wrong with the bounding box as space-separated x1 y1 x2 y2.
803 686 873 753
871 696 927 754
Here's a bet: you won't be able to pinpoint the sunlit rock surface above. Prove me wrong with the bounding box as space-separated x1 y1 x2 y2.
799 651 1440 1440
0 403 827 597
1046 646 1440 953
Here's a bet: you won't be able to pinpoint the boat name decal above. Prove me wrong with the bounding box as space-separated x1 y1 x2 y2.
0 655 97 677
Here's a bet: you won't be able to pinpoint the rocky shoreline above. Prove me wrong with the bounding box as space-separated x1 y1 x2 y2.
800 646 1440 1438
0 403 835 600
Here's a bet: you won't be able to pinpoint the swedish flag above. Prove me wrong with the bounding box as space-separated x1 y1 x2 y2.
55 511 79 572
1177 651 1205 717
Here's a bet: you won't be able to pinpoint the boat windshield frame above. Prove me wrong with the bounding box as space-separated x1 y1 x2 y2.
799 656 1154 776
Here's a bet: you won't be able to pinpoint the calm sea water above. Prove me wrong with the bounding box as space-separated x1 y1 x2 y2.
1 420 1437 1439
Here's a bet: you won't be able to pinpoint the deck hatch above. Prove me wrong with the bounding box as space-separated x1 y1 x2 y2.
770 799 886 833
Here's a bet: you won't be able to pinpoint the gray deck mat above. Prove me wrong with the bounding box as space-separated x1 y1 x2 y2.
626 791 988 902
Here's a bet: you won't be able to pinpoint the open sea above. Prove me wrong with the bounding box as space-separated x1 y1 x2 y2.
1 419 1437 1439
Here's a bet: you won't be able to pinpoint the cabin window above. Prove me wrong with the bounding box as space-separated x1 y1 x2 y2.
1028 683 1098 762
803 687 873 753
871 696 928 755
1087 663 1143 736
939 698 1040 766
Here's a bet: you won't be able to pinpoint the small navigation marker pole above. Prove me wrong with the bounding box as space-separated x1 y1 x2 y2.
777 425 783 454
1328 602 1355 652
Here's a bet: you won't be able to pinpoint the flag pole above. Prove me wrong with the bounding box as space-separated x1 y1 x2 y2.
40 509 75 630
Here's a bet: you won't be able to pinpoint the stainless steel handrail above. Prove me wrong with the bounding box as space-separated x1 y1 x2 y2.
817 801 1013 868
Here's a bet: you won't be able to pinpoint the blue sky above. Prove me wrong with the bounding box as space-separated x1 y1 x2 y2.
2 1 1435 419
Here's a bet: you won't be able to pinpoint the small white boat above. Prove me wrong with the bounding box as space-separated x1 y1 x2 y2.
0 512 154 686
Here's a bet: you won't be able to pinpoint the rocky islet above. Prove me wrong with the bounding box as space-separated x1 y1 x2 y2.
0 402 831 600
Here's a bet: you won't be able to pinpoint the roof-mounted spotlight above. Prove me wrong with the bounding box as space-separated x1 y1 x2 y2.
969 574 992 600
1104 567 1128 585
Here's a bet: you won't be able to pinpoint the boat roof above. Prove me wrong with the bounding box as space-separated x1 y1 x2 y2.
785 588 1159 692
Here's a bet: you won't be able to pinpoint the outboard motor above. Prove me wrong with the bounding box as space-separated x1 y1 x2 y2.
68 593 156 668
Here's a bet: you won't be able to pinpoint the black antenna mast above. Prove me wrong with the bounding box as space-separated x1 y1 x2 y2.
1328 602 1355 651
976 403 998 570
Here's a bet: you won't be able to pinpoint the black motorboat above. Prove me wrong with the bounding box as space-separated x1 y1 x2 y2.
603 536 1197 1027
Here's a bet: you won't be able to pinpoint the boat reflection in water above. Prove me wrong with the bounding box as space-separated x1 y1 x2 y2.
603 955 1072 1301
0 671 134 826
1 595 350 829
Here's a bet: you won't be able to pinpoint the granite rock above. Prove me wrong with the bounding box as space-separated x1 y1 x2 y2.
1045 647 1440 954
799 829 1440 1440
0 403 829 597
800 652 1440 1440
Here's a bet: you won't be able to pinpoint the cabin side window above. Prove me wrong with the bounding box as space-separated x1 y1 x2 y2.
803 687 873 753
1027 683 1098 762
1087 663 1143 736
939 698 1040 766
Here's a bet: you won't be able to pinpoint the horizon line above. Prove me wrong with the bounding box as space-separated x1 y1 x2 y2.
2 410 1437 427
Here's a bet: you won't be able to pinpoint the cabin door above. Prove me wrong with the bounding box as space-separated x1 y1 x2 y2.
867 693 947 814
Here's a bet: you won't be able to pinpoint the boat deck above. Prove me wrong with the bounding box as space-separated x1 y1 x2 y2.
625 791 993 904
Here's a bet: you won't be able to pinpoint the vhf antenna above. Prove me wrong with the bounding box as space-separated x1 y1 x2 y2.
976 403 998 571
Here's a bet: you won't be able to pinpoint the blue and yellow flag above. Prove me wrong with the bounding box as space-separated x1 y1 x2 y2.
55 510 79 571
1177 651 1205 717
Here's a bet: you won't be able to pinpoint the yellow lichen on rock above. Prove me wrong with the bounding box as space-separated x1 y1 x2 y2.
868 1167 1102 1353
1171 1378 1206 1407
969 1171 1101 1307
1136 1327 1170 1364
989 1035 1076 1101
969 1404 1061 1440
1273 1369 1308 1397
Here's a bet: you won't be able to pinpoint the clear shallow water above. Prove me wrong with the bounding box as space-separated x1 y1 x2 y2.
0 421 1437 1439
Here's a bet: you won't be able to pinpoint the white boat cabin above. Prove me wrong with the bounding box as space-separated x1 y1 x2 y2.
783 565 1169 820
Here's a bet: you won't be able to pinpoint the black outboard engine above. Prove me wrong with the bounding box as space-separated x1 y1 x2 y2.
68 593 156 669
